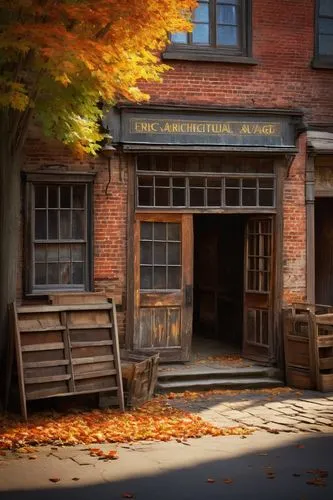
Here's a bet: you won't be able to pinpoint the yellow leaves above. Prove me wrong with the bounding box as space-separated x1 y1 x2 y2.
0 399 252 450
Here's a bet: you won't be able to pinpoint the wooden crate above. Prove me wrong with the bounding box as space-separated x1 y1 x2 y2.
11 300 124 420
121 350 159 408
314 318 333 392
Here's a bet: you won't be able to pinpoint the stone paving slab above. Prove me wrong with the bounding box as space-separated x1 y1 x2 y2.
168 390 333 434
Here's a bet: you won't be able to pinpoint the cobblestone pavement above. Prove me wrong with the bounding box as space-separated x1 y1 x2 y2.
168 389 333 434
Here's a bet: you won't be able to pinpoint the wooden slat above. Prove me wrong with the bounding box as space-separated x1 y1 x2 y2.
317 335 333 347
25 374 71 384
319 357 333 370
18 304 112 314
26 386 118 401
68 323 112 330
19 326 65 333
23 360 69 369
72 355 114 366
61 311 75 392
74 369 117 380
71 340 113 348
111 300 125 412
21 342 64 352
11 303 28 420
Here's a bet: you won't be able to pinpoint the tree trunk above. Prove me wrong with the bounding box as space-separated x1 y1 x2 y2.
0 116 21 403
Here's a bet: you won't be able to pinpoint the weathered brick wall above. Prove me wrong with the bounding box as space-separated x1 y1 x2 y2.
282 134 307 304
141 0 333 124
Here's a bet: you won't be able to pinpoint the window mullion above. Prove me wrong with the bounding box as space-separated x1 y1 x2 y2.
211 0 216 47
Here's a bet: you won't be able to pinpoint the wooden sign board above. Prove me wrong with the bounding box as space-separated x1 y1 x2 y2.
11 300 124 420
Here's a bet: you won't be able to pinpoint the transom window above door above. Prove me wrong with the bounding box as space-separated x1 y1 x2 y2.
24 174 94 294
164 0 253 63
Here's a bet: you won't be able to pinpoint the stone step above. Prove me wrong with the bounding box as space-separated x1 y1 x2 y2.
158 365 276 382
156 377 283 393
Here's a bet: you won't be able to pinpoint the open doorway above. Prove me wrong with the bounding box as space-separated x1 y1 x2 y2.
315 197 333 305
193 214 247 357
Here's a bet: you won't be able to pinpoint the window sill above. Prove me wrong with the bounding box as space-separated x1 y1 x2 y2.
311 57 333 69
162 49 257 65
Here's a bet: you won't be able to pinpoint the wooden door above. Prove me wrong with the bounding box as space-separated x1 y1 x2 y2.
133 214 193 362
243 216 274 362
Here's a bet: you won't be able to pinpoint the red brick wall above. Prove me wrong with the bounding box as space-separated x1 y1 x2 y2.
141 0 333 123
283 134 307 304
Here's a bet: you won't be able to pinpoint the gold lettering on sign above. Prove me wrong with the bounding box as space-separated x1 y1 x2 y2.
130 118 281 137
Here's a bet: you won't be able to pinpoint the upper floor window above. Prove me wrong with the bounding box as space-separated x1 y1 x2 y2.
164 0 254 63
314 0 333 68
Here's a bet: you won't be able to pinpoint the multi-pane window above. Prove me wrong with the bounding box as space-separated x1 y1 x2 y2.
246 219 272 293
167 0 251 61
140 222 182 291
136 155 276 210
314 0 333 66
26 179 92 293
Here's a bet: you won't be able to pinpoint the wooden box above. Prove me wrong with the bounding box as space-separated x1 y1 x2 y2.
121 350 159 408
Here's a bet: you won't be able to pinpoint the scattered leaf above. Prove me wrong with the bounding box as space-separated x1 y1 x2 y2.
49 478 61 483
206 478 215 483
0 451 6 456
292 473 301 477
72 477 80 481
122 493 134 498
296 444 304 449
28 455 37 460
223 478 233 484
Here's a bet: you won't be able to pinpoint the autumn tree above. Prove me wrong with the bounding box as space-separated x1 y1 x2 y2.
0 0 195 385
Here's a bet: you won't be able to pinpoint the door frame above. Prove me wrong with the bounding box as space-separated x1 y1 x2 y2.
126 157 286 366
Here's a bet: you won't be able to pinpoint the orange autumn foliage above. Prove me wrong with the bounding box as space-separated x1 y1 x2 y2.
0 0 196 154
0 399 252 450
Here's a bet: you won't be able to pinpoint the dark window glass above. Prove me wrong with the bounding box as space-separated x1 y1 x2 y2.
29 181 90 292
169 0 249 58
316 0 333 59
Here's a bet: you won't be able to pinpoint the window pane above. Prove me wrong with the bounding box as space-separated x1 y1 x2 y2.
48 263 59 284
141 267 153 289
226 189 240 206
154 223 166 241
259 178 274 188
48 186 58 208
141 241 152 265
154 267 167 289
73 185 85 208
60 211 71 239
217 25 238 46
155 188 169 206
168 243 181 265
207 189 221 206
35 263 46 285
35 186 46 208
59 245 71 261
242 189 256 206
171 32 188 43
138 187 153 206
259 190 274 207
35 244 46 262
194 3 209 22
141 222 153 240
168 223 180 241
72 244 84 261
47 245 58 262
60 263 71 284
172 177 185 187
320 0 333 16
35 211 47 239
172 189 186 206
192 23 210 44
217 5 237 24
60 186 71 208
168 267 181 289
72 262 84 284
48 210 58 239
73 211 85 239
190 189 205 206
319 34 333 55
154 242 166 265
319 18 333 35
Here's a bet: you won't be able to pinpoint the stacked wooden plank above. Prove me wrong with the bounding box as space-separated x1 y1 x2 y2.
11 297 124 420
283 304 333 392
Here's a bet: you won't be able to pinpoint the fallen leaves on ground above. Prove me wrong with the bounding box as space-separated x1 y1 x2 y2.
89 448 118 460
165 387 298 401
0 399 252 450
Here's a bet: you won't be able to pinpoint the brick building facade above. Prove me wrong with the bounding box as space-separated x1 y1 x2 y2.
20 0 333 370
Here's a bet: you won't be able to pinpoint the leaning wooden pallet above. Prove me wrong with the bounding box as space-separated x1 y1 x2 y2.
10 300 124 420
